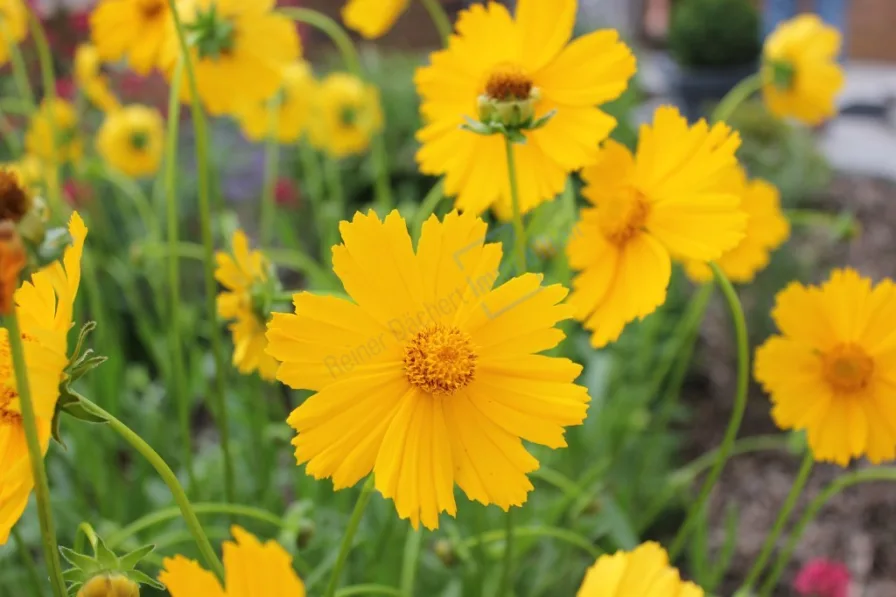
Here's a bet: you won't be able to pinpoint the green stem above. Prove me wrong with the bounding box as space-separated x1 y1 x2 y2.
102 165 160 241
260 101 280 246
497 510 514 597
0 20 35 110
73 522 98 554
668 263 749 560
740 450 814 593
12 527 44 597
336 586 403 597
370 135 393 213
711 72 762 123
504 137 527 273
75 393 225 580
419 0 452 44
164 0 236 506
324 157 345 263
4 312 67 597
412 179 444 243
461 525 602 559
324 476 376 597
399 529 423 597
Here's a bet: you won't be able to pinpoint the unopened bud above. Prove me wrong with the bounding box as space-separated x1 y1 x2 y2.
532 235 557 260
18 196 48 247
0 222 26 314
433 538 456 567
77 574 140 597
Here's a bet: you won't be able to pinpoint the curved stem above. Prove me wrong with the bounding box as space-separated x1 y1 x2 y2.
419 0 452 44
1 21 35 110
668 263 749 560
336 585 403 597
324 476 376 597
260 102 280 246
711 72 762 123
75 393 225 580
497 510 515 597
740 450 814 592
12 527 44 597
73 522 98 554
460 525 602 559
324 157 345 263
102 165 159 241
164 0 236 506
399 529 423 597
503 137 527 273
412 179 444 243
758 467 896 596
4 312 67 597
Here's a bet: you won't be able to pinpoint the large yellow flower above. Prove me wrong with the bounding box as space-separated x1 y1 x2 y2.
0 213 87 544
342 0 408 39
160 0 300 116
25 99 83 165
685 171 790 284
159 526 305 597
267 210 589 530
755 269 896 466
90 0 172 75
0 0 28 66
762 14 844 125
215 230 279 381
307 73 382 159
577 542 703 597
74 43 121 113
96 104 165 178
235 61 315 143
567 106 746 348
416 0 636 216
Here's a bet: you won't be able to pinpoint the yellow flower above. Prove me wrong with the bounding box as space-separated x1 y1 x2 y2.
0 0 28 66
235 61 315 143
160 0 300 117
214 230 279 381
567 106 746 348
159 526 305 597
2 156 45 194
307 73 382 159
0 167 33 223
762 14 845 125
577 542 703 597
90 0 172 75
25 98 83 165
342 0 409 39
0 213 87 544
415 0 636 216
96 104 165 178
755 268 896 466
74 43 121 113
266 210 589 530
685 171 790 284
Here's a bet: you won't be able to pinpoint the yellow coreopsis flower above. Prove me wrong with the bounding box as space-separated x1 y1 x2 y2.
2 156 45 194
762 14 845 125
74 43 121 113
214 230 279 381
235 61 315 143
25 98 83 165
755 269 896 466
90 0 172 75
159 526 306 596
685 171 790 284
307 73 382 159
0 0 28 66
96 104 165 178
0 213 87 544
567 106 746 348
577 542 703 597
160 0 300 116
342 0 408 39
266 210 589 530
416 0 636 216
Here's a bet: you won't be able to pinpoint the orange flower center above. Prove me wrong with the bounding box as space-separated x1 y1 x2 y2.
0 335 20 424
137 0 165 19
822 343 873 393
0 169 31 223
484 64 534 101
404 324 477 396
598 191 650 246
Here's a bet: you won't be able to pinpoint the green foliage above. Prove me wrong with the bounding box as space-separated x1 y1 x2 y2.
668 0 761 68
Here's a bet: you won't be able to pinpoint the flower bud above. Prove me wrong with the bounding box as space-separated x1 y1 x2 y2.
77 574 140 597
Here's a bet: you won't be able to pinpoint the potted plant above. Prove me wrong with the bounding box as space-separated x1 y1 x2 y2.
666 0 761 120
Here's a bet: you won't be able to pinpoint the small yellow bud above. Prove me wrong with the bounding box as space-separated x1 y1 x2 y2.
17 196 48 247
77 574 140 597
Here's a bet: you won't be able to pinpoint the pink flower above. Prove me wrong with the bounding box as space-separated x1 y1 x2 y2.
794 559 851 597
274 177 301 207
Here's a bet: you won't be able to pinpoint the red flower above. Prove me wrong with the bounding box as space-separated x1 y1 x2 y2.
274 177 301 208
794 559 851 597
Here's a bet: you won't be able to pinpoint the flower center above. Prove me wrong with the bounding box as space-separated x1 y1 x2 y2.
137 0 165 19
597 190 650 246
340 105 358 127
484 64 534 102
822 343 873 393
186 3 236 60
129 130 150 151
0 169 32 223
0 335 21 424
404 324 477 396
767 59 796 90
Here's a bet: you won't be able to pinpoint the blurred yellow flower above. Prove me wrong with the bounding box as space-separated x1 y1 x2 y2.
755 269 896 466
307 73 382 158
685 171 790 284
235 61 315 143
0 167 33 223
214 230 279 381
160 0 300 116
3 156 45 194
159 526 305 596
96 104 165 178
577 542 703 597
567 106 746 348
342 0 408 39
0 0 27 66
0 213 87 544
762 14 844 125
267 210 589 530
90 0 172 75
25 98 83 165
416 0 636 216
74 43 121 113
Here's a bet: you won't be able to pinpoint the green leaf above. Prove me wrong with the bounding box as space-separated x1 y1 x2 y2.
94 536 120 569
128 570 166 590
59 546 100 573
119 544 156 570
60 402 107 425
